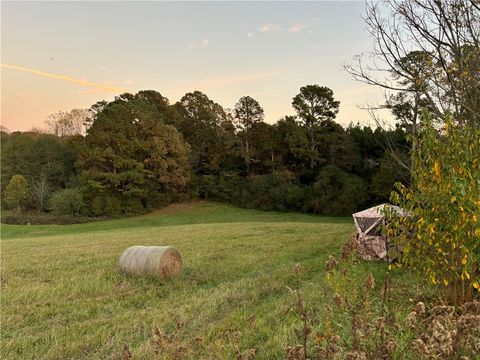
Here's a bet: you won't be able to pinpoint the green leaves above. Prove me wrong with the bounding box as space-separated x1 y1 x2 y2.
387 114 480 303
78 92 190 216
292 85 340 128
3 175 29 211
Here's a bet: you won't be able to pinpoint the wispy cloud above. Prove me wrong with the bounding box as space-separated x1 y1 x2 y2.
1 63 127 93
79 88 113 94
259 24 282 33
255 22 312 35
79 78 134 94
188 38 209 49
247 32 254 38
287 24 308 33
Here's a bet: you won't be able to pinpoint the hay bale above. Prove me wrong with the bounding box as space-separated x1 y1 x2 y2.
119 246 182 279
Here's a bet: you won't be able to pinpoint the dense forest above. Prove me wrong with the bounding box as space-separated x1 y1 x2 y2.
5 0 477 223
1 86 410 219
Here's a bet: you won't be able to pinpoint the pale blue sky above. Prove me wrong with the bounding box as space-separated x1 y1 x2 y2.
2 1 387 131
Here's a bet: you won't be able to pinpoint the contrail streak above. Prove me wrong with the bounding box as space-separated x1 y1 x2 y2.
1 63 127 93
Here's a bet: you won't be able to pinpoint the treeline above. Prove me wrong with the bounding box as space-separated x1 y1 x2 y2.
1 86 410 218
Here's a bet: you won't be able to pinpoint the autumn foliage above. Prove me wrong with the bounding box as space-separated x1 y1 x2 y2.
388 115 480 303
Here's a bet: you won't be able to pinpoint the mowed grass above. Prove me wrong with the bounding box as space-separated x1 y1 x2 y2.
1 202 413 359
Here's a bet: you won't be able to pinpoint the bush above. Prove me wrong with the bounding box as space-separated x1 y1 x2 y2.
370 164 397 202
307 165 368 215
193 169 371 215
3 175 29 211
387 115 480 303
121 196 145 216
190 175 220 199
88 194 122 217
1 211 89 225
49 188 86 216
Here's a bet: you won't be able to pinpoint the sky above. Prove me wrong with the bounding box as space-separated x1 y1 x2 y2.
1 1 389 132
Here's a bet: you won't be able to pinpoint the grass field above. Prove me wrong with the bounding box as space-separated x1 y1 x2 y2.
1 202 421 359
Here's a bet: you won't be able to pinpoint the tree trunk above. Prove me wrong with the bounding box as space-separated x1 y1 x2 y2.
246 138 250 174
308 125 316 169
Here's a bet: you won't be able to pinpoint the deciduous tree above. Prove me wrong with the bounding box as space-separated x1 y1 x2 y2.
346 0 480 125
1 132 77 210
175 91 236 175
46 108 89 136
387 114 480 304
3 175 28 212
234 96 265 174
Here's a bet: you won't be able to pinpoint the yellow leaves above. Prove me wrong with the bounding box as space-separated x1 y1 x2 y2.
473 281 480 290
393 117 480 298
433 160 441 177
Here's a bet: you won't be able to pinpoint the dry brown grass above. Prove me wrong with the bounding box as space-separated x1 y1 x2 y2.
143 201 209 217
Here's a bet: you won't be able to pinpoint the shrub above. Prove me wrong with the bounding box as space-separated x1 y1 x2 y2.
370 164 397 202
307 165 368 215
191 175 219 199
284 184 306 210
1 211 88 225
121 196 144 216
88 194 122 217
193 168 369 215
387 115 480 303
49 188 86 215
3 175 29 212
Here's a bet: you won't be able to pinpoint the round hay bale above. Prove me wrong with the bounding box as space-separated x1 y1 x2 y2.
119 246 182 279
